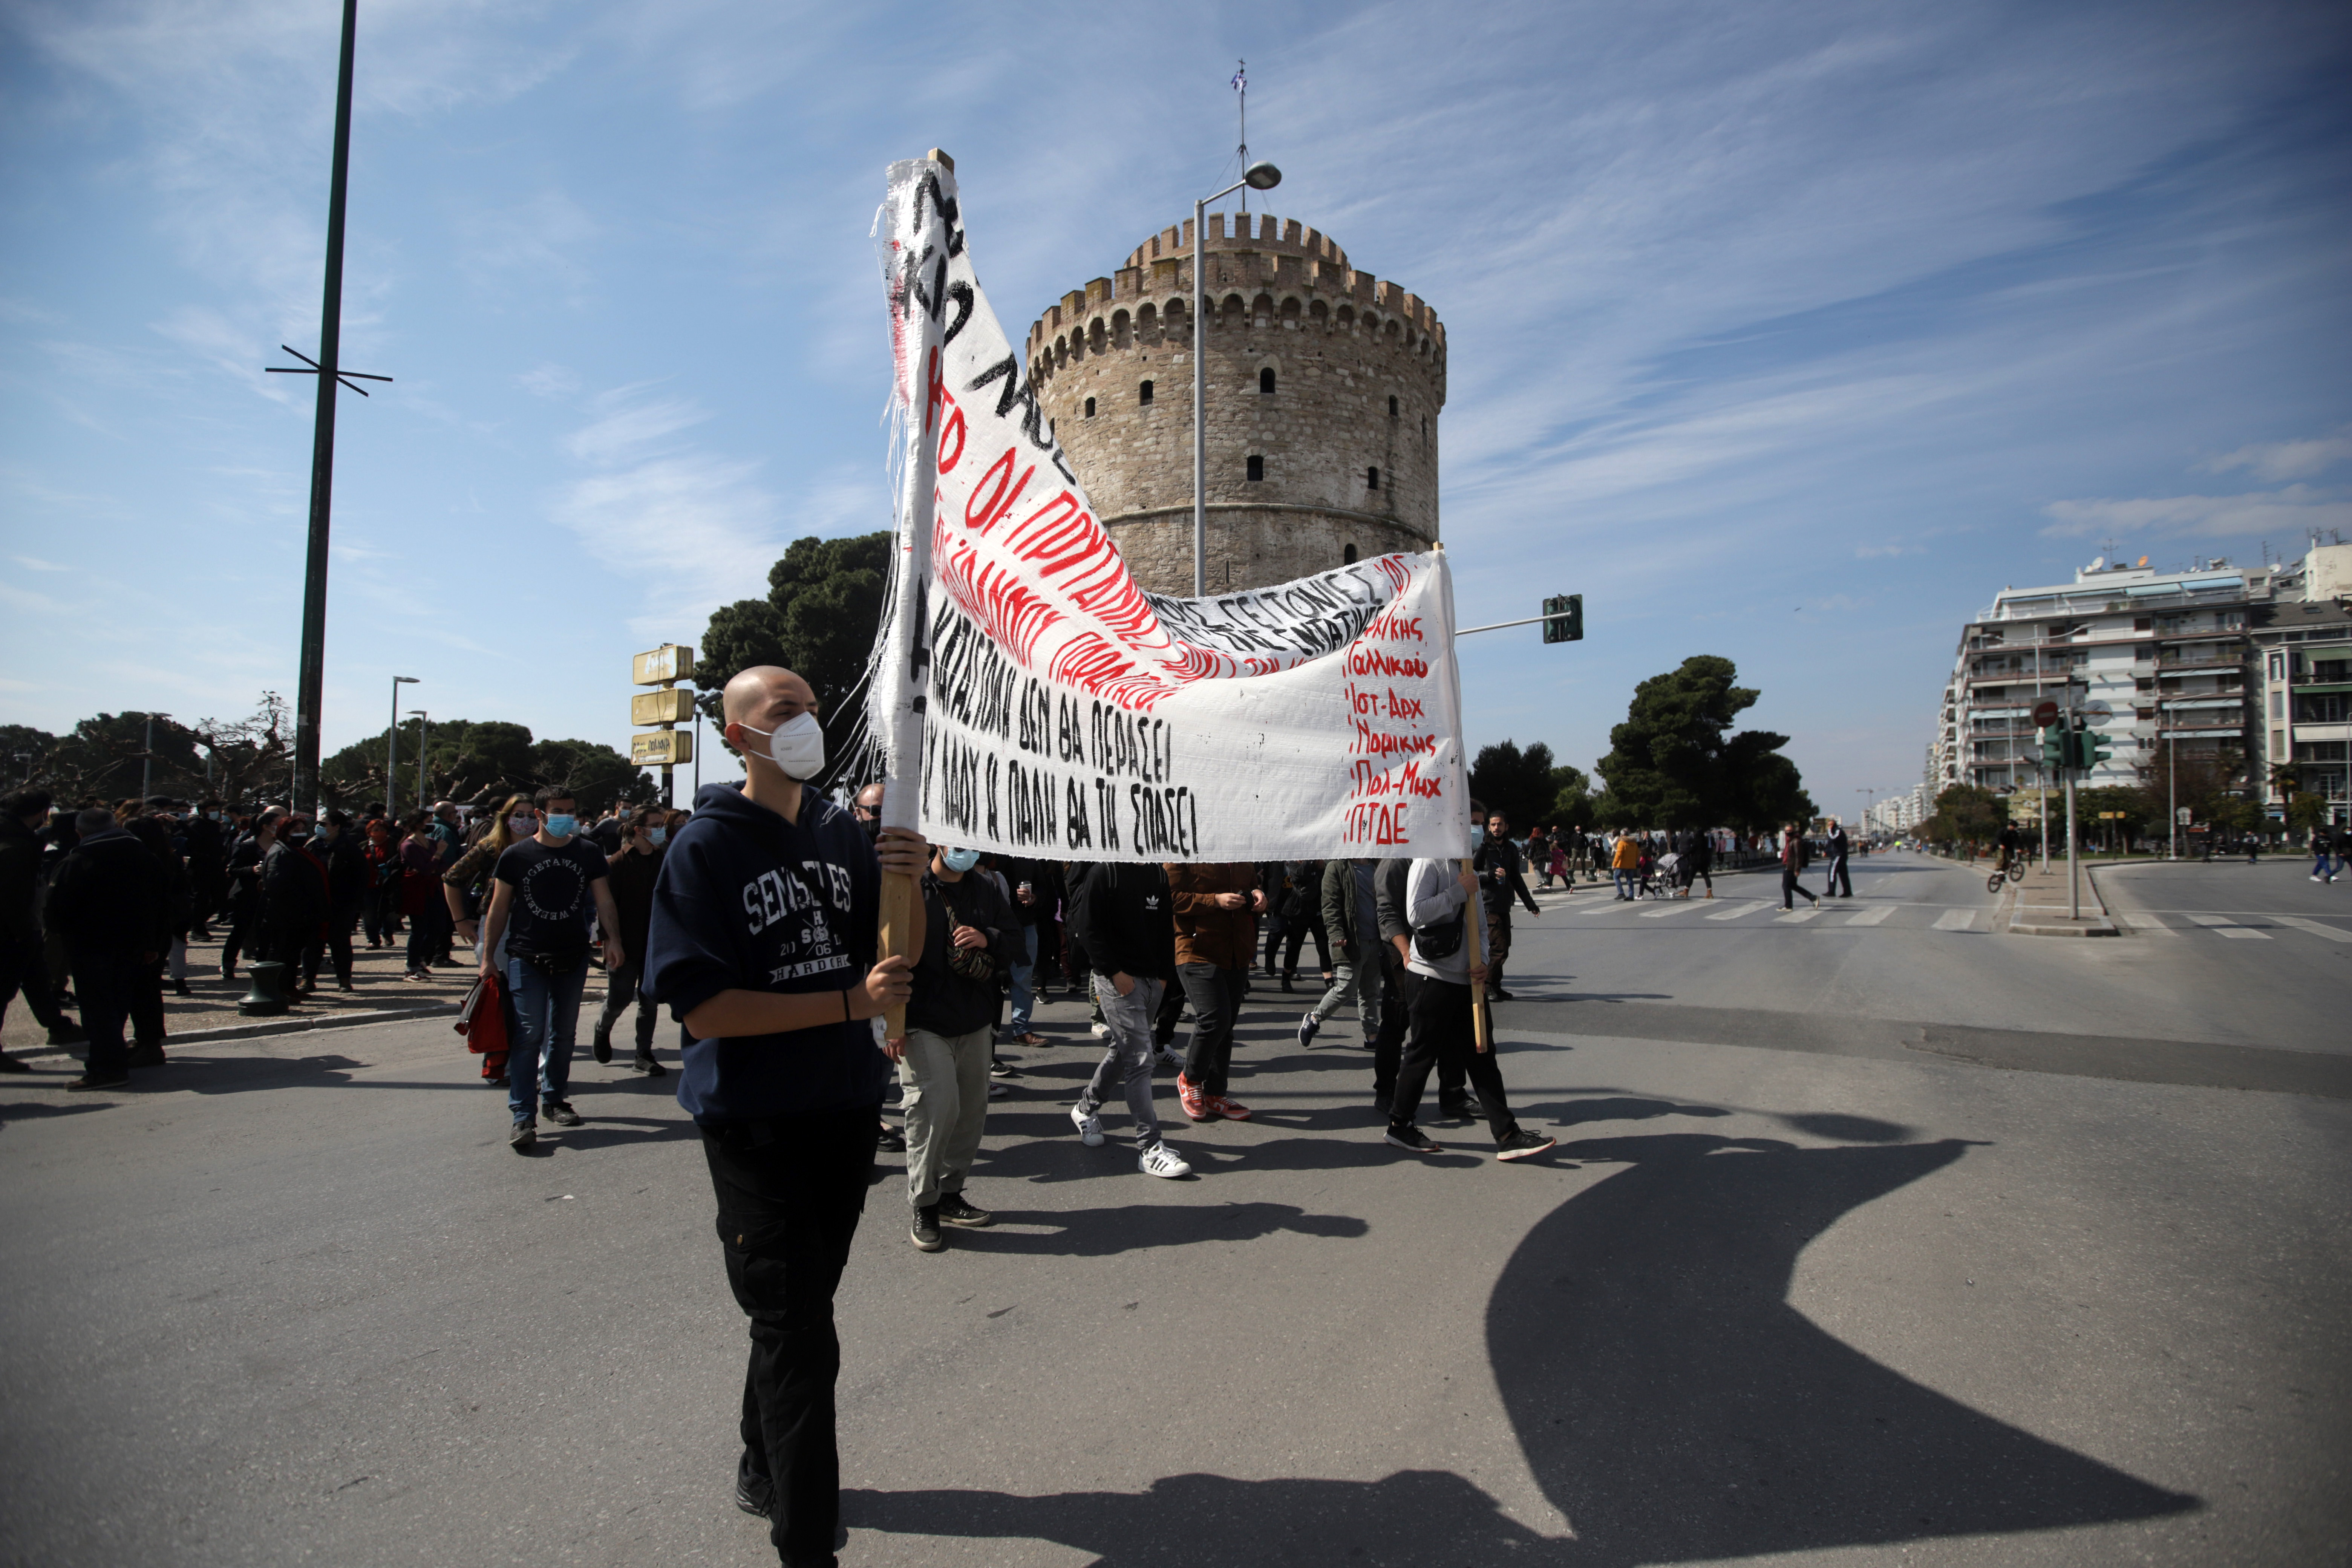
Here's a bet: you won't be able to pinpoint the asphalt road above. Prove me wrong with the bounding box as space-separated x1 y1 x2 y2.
2 851 2345 1567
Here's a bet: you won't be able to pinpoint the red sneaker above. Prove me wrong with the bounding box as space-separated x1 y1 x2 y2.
1176 1073 1211 1122
1207 1094 1252 1121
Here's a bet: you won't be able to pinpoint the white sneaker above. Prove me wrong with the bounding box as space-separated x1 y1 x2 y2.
1070 1103 1104 1146
1090 1021 1110 1038
1139 1142 1192 1179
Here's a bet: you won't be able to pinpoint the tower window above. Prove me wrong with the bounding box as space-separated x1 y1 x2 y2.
1139 379 1153 405
1246 455 1264 482
1366 466 1380 490
1260 368 1277 395
1083 397 1096 418
1343 543 1358 565
1388 395 1398 416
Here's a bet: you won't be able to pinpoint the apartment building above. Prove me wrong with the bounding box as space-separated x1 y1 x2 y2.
1926 543 2350 824
2252 542 2352 825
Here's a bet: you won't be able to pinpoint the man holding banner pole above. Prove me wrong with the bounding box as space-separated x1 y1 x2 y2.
645 665 926 1568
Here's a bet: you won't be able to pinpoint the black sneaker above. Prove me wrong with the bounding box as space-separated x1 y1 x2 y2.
1438 1098 1476 1122
989 1057 1021 1078
735 1470 773 1518
937 1192 994 1228
592 1034 612 1065
1496 1129 1556 1162
877 1123 906 1153
1385 1124 1441 1154
543 1100 582 1127
910 1205 944 1252
1488 988 1515 1001
632 1052 666 1078
509 1118 536 1153
66 1071 131 1093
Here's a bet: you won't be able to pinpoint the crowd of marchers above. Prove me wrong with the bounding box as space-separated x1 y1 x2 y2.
0 788 686 1090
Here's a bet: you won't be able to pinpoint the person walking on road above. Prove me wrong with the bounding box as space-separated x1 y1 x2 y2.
894 841 1016 1252
0 789 83 1067
219 808 282 982
1384 804 1555 1162
1609 832 1640 899
475 789 622 1147
45 807 166 1092
2313 827 2339 884
1780 823 1821 911
1168 861 1263 1123
1474 811 1541 1000
1684 831 1715 899
1067 860 1191 1178
1297 856 1383 1050
643 665 923 1568
592 805 669 1076
1824 819 1853 899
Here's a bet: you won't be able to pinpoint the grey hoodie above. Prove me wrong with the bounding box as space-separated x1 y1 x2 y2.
1404 857 1472 983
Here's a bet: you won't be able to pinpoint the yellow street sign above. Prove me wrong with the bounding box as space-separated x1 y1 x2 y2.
631 688 696 726
631 731 693 766
632 645 695 686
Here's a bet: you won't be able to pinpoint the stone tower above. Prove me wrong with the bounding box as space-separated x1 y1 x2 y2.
1024 211 1446 596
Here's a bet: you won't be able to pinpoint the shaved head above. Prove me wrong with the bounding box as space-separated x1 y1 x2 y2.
723 665 815 724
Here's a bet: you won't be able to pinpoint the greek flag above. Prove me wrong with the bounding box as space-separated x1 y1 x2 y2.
1231 64 1245 92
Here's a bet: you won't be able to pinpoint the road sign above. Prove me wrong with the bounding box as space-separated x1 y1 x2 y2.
2081 698 2113 718
2032 699 2058 728
631 688 696 726
2176 807 2193 825
631 731 693 766
632 645 694 686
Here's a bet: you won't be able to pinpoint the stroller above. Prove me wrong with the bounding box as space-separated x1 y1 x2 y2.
1643 851 1679 899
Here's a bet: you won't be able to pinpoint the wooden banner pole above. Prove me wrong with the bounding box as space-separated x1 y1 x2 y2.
879 868 913 1040
1431 541 1492 1055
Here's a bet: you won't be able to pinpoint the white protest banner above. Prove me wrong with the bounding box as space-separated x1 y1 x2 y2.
870 155 1469 863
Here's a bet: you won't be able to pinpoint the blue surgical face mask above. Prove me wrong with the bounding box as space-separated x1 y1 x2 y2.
1470 824 1487 848
648 826 668 845
543 813 577 840
941 847 981 873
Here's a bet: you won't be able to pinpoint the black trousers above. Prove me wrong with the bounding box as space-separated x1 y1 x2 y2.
1781 867 1817 909
1281 916 1331 978
222 900 260 974
70 949 142 1077
1390 969 1517 1145
1484 907 1513 992
1369 947 1462 1102
1178 961 1245 1096
701 1104 878 1568
1151 979 1187 1049
0 934 71 1034
1825 856 1852 897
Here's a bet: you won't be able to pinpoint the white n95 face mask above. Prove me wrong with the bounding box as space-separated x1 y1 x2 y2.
744 712 826 781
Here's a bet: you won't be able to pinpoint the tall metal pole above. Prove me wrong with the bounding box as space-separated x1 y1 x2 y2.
142 713 156 801
2167 703 2177 859
292 0 361 816
2066 688 2081 920
410 711 428 808
1192 197 1208 599
387 674 416 816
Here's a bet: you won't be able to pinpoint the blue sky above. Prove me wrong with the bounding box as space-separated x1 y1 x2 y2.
3 0 2347 814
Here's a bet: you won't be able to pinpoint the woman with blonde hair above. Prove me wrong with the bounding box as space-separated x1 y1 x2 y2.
443 794 534 950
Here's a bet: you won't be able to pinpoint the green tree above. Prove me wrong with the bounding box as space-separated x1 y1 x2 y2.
1469 741 1554 831
1592 655 1811 830
1930 784 2007 853
531 738 651 808
1547 762 1597 830
698 532 893 763
2286 792 2330 834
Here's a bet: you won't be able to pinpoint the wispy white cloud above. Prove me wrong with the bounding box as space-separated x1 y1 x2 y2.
564 392 709 466
12 556 69 572
518 363 581 398
2200 428 2352 483
2041 484 2352 539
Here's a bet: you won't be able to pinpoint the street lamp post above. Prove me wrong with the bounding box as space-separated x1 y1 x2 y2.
387 676 418 815
1191 159 1282 598
142 712 170 802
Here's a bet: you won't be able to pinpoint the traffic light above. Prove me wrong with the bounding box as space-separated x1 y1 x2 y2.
2041 729 2066 773
1542 593 1583 643
2082 727 2114 768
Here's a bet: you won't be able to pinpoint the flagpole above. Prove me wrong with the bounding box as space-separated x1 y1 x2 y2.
1433 541 1492 1054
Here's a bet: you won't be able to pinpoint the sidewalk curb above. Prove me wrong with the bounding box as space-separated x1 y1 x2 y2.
2001 863 2119 938
12 1002 453 1060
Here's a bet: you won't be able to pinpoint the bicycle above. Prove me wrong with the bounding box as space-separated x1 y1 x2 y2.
1986 856 2027 894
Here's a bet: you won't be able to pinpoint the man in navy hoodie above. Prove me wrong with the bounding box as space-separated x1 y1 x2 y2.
646 666 923 1568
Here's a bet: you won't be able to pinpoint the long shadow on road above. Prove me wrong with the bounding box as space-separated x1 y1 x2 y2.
847 1131 2195 1564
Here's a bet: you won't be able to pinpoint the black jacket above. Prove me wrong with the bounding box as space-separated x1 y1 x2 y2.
905 868 1018 1039
605 844 663 963
46 827 167 956
1070 862 1176 983
0 813 42 945
263 840 328 933
1473 837 1540 917
314 833 368 911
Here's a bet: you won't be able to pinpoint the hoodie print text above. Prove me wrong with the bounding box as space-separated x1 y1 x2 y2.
743 860 858 983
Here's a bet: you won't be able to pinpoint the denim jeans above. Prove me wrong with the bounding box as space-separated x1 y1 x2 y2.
506 956 586 1121
1612 868 1635 897
1006 924 1038 1035
1310 937 1383 1040
1083 974 1165 1149
1178 962 1246 1096
594 957 658 1054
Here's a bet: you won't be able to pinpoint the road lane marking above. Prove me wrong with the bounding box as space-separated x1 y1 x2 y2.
1639 901 1700 918
2183 912 2271 940
1706 900 1769 921
2274 915 2352 944
1775 907 1822 923
1934 909 1976 931
1844 905 1893 926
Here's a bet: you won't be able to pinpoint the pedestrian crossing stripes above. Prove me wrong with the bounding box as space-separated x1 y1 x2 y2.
2274 915 2352 944
2183 912 2269 940
1638 901 1699 918
1933 908 1977 932
1706 900 1770 921
1775 907 1821 924
1844 905 1893 927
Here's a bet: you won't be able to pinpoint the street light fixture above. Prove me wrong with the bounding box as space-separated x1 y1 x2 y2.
1191 159 1282 598
387 676 419 815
